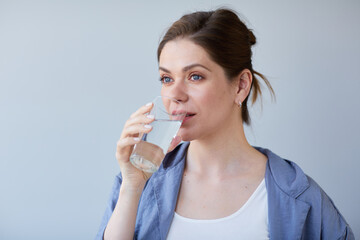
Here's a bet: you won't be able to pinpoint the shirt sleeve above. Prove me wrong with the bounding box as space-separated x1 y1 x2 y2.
309 178 355 240
95 173 122 240
319 186 355 240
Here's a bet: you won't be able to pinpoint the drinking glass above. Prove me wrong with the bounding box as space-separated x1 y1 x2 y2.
129 96 187 173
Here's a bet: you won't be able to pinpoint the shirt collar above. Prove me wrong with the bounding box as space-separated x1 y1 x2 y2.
255 146 310 198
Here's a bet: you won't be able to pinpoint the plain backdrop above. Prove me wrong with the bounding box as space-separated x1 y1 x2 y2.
0 0 359 239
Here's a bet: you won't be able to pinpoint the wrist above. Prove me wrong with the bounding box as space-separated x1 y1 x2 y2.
121 180 146 195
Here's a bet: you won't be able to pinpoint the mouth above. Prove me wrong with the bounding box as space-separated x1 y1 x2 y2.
182 113 196 125
171 110 196 123
171 110 196 117
172 110 186 115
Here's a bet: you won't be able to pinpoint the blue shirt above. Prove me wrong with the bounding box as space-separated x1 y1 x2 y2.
96 142 354 239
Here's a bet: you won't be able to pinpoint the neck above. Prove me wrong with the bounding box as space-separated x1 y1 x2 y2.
186 118 265 178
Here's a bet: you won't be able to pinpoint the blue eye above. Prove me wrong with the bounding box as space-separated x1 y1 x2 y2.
160 76 173 84
190 74 203 81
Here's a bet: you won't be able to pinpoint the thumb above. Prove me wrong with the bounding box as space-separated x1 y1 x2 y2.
167 136 182 153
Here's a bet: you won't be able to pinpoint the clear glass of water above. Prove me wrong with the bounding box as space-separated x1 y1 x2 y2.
129 96 187 173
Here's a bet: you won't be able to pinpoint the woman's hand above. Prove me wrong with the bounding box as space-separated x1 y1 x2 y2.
115 102 182 189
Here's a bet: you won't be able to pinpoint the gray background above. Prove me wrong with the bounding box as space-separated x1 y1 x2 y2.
0 0 359 239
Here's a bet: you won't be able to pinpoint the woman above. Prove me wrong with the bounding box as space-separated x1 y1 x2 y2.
96 8 354 239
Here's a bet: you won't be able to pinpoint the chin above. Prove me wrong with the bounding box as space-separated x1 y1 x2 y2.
177 129 196 142
180 136 193 142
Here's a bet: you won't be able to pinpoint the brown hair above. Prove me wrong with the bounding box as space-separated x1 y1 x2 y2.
157 8 275 125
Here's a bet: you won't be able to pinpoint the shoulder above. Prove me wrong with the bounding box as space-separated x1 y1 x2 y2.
300 175 354 238
256 146 354 239
255 146 310 198
258 145 337 207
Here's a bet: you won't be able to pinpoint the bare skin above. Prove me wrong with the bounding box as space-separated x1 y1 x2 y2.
175 128 267 219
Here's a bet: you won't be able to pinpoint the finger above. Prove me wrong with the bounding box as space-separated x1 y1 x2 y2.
121 123 153 139
124 114 155 129
167 135 182 153
130 102 154 119
116 137 141 160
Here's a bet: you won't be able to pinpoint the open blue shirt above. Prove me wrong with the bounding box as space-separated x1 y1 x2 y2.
96 142 354 239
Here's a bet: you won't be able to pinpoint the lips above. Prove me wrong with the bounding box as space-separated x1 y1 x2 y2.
171 110 196 117
171 110 187 115
182 113 196 125
171 110 196 123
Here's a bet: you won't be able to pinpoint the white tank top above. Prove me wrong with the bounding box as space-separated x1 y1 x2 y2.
166 179 269 240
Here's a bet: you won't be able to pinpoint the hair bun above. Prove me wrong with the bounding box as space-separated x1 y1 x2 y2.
248 29 256 46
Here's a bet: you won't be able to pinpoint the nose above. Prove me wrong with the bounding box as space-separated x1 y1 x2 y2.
162 79 189 103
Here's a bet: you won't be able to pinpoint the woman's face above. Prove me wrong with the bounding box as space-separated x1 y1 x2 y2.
159 38 239 141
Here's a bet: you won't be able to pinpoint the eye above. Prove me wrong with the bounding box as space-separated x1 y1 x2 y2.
159 76 173 84
190 74 203 81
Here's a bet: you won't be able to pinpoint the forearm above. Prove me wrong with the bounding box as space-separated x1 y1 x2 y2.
104 181 145 240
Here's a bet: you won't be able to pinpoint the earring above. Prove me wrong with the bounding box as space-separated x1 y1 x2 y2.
238 101 242 108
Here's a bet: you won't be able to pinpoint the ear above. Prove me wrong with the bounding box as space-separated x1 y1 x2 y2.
234 69 252 105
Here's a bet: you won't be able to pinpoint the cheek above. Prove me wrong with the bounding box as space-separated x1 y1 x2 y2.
160 88 166 97
201 87 229 107
201 87 234 122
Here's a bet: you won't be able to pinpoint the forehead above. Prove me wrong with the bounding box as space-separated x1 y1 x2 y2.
159 38 214 69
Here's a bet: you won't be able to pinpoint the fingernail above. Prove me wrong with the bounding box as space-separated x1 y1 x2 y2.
144 124 152 129
146 115 155 119
134 137 140 141
146 102 153 106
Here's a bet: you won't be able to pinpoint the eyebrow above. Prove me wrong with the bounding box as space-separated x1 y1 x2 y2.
159 63 211 73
